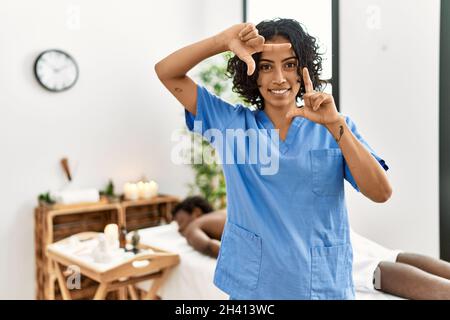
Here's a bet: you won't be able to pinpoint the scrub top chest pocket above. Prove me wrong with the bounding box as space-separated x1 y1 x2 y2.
310 149 345 197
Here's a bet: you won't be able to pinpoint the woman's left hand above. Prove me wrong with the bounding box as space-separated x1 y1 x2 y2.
285 68 341 126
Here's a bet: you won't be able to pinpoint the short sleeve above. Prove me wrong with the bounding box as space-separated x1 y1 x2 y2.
343 116 389 192
185 85 243 137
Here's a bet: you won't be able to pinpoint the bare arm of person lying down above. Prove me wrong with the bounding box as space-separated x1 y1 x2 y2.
182 210 226 258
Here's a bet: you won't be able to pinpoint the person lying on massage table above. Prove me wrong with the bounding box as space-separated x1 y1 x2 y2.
171 196 225 259
172 196 450 300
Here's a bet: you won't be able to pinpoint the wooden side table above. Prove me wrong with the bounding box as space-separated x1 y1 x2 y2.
35 194 180 300
46 232 180 300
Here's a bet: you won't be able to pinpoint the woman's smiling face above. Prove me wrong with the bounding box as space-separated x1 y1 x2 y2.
257 36 301 110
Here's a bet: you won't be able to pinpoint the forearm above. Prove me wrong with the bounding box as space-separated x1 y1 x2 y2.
205 239 221 258
326 116 392 202
186 229 221 258
192 238 220 258
155 34 228 80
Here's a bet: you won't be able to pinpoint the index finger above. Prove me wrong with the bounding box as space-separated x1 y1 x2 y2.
261 43 292 52
303 67 313 93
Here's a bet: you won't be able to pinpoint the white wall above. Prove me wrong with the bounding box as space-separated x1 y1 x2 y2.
0 0 241 299
341 0 440 257
202 0 242 36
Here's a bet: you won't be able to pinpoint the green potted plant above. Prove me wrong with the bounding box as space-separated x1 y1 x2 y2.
99 179 120 203
38 191 55 206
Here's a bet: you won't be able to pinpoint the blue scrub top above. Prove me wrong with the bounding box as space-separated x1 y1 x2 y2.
185 85 389 300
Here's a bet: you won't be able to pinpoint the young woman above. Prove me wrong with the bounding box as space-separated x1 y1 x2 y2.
155 18 392 299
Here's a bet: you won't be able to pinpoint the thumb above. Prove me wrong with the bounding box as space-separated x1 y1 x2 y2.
243 56 255 76
285 107 305 120
239 54 255 76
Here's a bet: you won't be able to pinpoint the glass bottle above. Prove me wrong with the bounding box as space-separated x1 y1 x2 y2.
119 226 127 249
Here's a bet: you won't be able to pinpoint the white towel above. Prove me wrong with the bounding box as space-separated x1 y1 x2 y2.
51 188 100 204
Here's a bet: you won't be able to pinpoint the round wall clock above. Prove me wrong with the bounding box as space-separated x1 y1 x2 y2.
34 49 79 92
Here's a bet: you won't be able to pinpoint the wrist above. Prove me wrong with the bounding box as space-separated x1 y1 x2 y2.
206 239 220 258
326 115 346 143
215 24 246 52
214 31 231 52
325 115 345 132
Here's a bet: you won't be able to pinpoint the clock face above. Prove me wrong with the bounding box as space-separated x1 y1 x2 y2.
34 49 79 92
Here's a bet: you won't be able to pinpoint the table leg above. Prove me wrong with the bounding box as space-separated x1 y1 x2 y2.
45 273 56 300
54 262 72 300
143 268 171 300
94 283 109 300
118 287 127 300
128 285 139 300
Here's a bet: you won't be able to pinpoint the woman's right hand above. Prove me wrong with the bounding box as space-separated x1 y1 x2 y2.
217 23 291 76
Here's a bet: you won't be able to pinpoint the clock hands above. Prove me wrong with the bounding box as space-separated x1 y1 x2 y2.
53 65 71 73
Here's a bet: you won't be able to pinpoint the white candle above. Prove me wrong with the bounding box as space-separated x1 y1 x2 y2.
148 180 159 198
136 180 158 199
124 182 138 200
137 181 152 199
104 223 119 250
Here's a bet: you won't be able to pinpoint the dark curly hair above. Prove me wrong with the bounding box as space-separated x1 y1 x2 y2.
227 18 325 110
172 196 214 217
